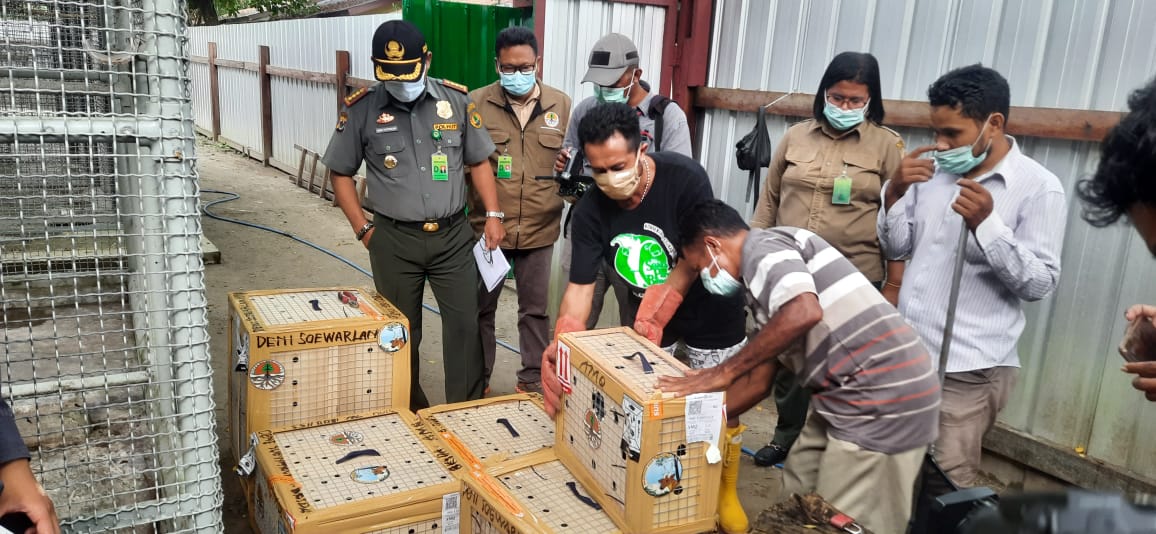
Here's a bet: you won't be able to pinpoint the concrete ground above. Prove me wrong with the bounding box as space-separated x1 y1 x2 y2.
197 139 785 533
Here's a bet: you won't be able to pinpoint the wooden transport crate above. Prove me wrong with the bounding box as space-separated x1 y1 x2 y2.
460 449 621 534
554 328 725 534
227 287 411 463
249 409 466 533
417 393 553 471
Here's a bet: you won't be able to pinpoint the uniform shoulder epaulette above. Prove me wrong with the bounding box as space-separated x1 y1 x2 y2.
344 86 373 107
440 79 469 94
879 124 905 151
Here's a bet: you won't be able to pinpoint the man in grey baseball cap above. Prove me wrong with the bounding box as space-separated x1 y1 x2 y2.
581 32 642 99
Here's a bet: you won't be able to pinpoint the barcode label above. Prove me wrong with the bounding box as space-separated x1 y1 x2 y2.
442 492 461 534
688 399 702 416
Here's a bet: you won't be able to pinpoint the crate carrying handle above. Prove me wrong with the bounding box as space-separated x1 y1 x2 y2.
566 481 602 510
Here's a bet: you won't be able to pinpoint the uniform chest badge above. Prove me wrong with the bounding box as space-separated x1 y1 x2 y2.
377 112 394 124
436 100 453 119
544 111 559 128
384 155 399 169
335 111 348 132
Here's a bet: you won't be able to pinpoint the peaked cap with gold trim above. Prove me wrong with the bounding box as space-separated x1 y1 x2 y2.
372 20 428 82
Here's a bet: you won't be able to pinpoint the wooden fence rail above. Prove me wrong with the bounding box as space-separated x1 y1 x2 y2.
190 43 1123 168
190 43 374 164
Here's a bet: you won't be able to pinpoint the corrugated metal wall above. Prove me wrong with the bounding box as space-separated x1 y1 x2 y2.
699 0 1156 480
189 14 400 168
541 0 669 326
541 0 666 106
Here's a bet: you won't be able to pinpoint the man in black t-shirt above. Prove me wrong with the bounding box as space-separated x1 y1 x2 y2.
541 103 750 534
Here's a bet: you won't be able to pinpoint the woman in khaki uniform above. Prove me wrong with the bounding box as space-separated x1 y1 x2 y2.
750 51 907 468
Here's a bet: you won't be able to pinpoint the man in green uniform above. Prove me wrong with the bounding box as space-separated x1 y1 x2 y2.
323 20 504 408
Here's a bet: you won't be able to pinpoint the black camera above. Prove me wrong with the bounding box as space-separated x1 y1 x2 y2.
536 147 595 199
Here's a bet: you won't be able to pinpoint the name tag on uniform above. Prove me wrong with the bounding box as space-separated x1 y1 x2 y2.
376 126 399 134
497 154 513 179
832 173 852 205
432 153 449 181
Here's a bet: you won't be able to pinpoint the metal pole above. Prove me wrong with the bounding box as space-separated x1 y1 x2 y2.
139 0 223 527
938 222 971 384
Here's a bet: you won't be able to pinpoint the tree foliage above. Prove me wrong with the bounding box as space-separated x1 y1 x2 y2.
188 0 316 25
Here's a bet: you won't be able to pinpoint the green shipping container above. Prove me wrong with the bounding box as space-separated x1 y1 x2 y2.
403 0 534 92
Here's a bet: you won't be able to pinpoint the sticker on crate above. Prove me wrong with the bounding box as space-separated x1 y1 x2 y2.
379 322 409 352
556 342 572 393
251 410 460 533
555 327 725 534
227 287 411 466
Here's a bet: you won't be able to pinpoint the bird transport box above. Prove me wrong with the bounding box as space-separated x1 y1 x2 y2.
554 327 726 534
459 448 622 534
227 287 412 467
248 409 467 534
417 393 554 472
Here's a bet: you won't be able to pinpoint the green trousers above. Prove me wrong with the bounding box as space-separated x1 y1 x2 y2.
368 214 485 408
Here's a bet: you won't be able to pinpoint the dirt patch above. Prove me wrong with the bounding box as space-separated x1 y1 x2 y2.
753 493 874 534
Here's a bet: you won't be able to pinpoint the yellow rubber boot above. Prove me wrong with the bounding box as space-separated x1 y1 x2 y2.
718 423 750 534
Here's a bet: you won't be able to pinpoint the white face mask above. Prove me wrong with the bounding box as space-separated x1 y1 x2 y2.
591 148 641 200
700 242 742 296
384 77 426 102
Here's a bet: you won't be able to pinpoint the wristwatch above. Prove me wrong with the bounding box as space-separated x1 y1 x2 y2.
485 211 505 221
355 221 374 240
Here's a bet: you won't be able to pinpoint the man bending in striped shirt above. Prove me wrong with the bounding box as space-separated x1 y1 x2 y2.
657 199 940 534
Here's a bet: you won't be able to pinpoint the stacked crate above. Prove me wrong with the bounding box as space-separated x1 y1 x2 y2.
417 393 554 471
250 409 464 533
228 287 411 512
552 327 725 533
440 328 726 534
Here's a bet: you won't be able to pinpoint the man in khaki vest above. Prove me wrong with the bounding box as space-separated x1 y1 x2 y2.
469 26 571 394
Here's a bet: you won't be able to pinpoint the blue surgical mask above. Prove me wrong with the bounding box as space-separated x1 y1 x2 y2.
595 70 636 104
500 71 536 97
700 244 742 296
934 115 994 175
823 93 868 130
384 77 426 103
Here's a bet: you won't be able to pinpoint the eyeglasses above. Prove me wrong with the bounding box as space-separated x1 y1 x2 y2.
497 64 537 75
826 93 868 108
481 247 493 265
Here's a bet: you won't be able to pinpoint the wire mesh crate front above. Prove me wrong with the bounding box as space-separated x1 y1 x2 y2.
1 0 223 530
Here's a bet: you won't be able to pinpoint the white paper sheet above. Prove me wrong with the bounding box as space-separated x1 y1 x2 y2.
685 392 726 464
473 237 510 292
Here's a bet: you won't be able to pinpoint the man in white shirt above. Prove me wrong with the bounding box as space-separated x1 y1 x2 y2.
877 64 1067 490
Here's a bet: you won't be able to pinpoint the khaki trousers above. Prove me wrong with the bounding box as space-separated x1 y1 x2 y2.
933 366 1018 489
782 411 926 534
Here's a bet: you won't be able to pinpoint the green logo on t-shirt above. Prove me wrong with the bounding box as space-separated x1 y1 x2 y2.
611 233 671 289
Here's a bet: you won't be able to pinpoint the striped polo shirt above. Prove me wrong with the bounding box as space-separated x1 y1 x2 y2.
743 227 940 454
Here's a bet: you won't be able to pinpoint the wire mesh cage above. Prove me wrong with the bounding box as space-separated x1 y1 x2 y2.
1 0 223 530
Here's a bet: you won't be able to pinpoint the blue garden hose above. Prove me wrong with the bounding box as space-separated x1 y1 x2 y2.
200 189 522 355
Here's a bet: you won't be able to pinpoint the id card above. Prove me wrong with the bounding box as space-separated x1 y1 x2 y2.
832 174 852 205
432 153 449 181
497 154 513 179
